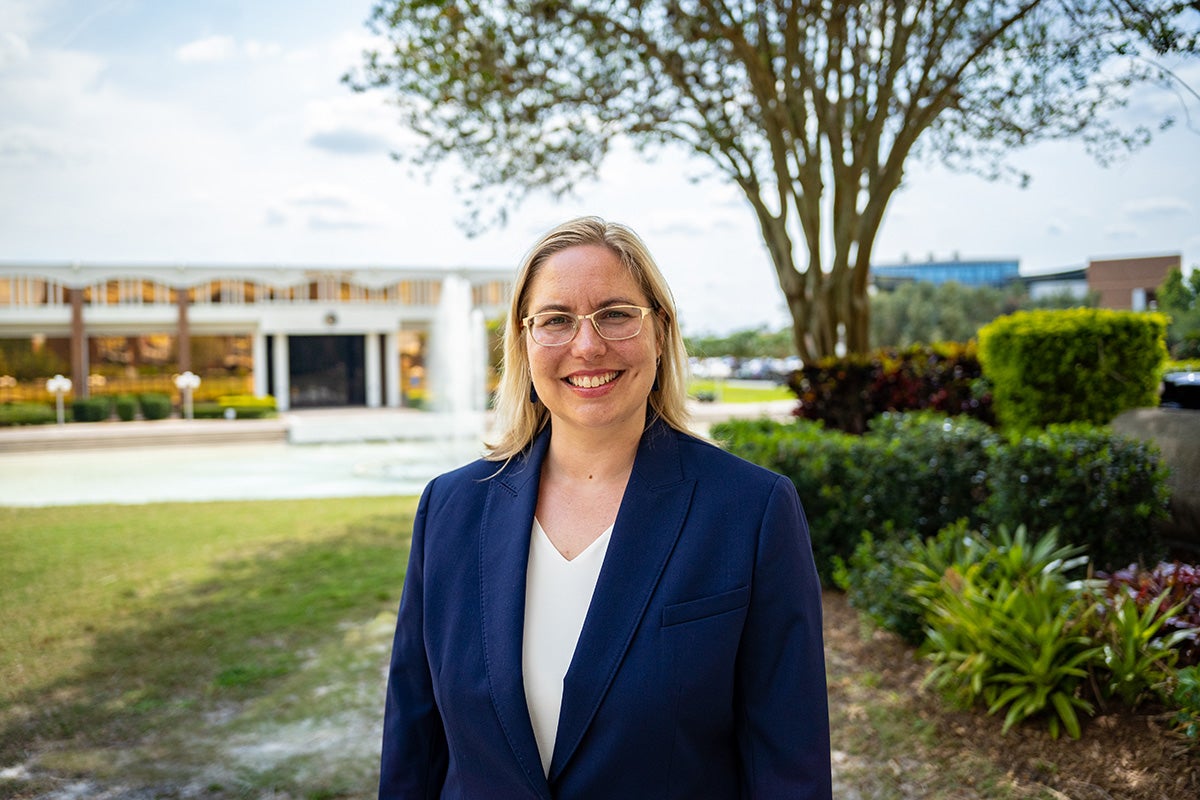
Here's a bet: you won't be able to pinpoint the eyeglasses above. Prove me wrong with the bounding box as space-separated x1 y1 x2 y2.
523 304 654 347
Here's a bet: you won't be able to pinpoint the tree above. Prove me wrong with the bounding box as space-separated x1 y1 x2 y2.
1157 265 1200 358
869 280 1095 348
347 1 1197 361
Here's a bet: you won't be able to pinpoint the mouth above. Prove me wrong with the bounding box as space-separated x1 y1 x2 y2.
564 371 621 389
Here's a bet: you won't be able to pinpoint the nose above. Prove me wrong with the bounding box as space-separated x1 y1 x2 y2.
570 317 608 358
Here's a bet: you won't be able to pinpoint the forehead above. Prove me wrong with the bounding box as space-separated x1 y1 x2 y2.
526 244 648 309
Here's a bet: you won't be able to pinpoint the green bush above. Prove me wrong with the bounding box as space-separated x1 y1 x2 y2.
917 525 1099 739
832 530 929 645
717 414 1172 582
977 308 1167 430
1085 592 1189 708
1166 666 1200 745
858 413 994 537
0 402 56 427
1099 562 1200 666
983 424 1171 572
192 396 278 419
115 394 138 422
138 393 172 421
70 396 112 422
217 394 276 410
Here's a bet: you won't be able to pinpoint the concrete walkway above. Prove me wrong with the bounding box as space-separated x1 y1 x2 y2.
0 400 795 507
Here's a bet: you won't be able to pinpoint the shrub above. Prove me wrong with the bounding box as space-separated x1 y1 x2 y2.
832 530 928 645
1097 562 1200 666
917 525 1099 739
983 423 1171 571
857 413 994 536
0 402 56 427
115 394 138 422
138 392 172 420
788 342 994 434
717 415 1172 583
71 396 112 422
217 394 276 410
1085 591 1188 708
977 308 1167 430
1166 666 1200 745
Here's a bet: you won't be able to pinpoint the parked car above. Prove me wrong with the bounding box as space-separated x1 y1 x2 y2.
1161 371 1200 409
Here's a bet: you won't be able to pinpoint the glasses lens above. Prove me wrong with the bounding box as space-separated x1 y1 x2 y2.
593 306 644 340
529 313 576 345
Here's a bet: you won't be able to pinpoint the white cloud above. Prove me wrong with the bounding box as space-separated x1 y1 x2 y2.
0 0 40 39
1122 196 1193 220
0 32 31 67
0 125 88 165
176 35 236 63
243 39 283 59
1104 225 1139 241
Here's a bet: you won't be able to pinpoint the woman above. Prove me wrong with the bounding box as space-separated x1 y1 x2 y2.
379 217 831 799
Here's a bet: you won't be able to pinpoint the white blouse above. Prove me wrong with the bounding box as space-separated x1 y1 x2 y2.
522 518 613 776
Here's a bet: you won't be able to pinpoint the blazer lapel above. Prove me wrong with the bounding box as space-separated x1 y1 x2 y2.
548 423 696 781
480 429 553 798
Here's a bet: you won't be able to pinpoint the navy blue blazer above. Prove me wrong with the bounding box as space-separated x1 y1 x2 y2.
379 420 832 799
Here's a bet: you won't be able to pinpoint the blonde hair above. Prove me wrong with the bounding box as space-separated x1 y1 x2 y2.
485 216 692 462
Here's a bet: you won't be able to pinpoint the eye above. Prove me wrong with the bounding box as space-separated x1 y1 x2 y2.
599 306 635 320
536 313 573 328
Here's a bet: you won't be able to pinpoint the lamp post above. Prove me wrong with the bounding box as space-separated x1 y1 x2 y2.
46 374 72 425
174 371 201 420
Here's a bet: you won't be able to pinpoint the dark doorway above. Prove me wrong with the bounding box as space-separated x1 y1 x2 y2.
288 335 366 407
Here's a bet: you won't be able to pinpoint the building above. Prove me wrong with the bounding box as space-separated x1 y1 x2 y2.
870 257 1021 290
873 252 1181 311
0 262 512 411
1087 254 1180 311
1022 267 1090 302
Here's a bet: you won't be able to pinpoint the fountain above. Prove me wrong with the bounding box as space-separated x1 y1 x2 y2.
428 272 490 449
354 273 492 486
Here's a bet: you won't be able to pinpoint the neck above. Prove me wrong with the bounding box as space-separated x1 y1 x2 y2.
545 417 644 483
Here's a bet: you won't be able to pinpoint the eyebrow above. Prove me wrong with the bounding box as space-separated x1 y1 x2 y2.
530 297 641 314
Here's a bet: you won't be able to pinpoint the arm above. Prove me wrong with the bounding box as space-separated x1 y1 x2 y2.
379 482 448 799
735 475 833 799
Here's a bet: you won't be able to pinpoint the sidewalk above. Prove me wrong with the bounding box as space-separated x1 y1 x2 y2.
0 400 796 507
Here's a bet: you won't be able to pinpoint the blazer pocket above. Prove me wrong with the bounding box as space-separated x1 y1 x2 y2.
661 585 750 628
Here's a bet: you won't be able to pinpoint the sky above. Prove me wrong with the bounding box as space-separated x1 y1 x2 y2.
2 0 1198 336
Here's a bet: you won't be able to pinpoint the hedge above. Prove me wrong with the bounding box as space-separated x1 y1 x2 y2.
70 396 112 422
138 393 172 420
713 414 1171 581
0 402 56 427
985 423 1171 570
978 309 1167 430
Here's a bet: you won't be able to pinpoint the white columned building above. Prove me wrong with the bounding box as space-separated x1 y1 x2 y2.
0 263 512 411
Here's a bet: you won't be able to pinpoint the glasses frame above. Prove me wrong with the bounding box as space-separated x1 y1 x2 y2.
522 304 655 347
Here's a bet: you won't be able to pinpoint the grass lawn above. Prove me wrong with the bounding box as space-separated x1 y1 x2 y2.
0 497 415 798
687 379 793 403
2 496 1045 799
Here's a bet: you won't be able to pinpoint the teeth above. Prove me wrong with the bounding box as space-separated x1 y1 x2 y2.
568 372 618 389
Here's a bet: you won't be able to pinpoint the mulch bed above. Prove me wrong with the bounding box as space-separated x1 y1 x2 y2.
823 589 1200 799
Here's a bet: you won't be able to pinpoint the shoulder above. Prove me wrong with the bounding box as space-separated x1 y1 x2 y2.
666 426 791 493
422 445 541 503
419 456 507 511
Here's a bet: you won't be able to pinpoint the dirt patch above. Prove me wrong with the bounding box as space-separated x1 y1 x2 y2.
823 590 1200 800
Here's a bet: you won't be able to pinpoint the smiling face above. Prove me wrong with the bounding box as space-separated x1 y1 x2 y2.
524 244 661 440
